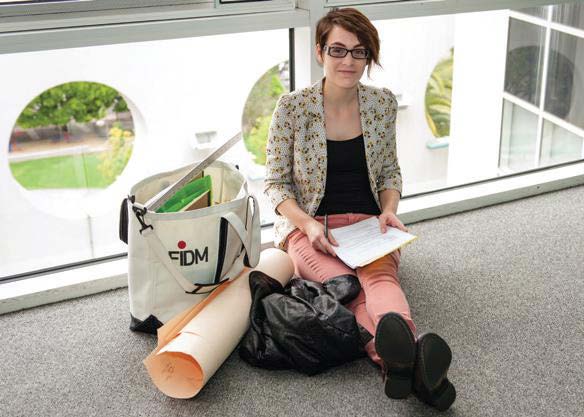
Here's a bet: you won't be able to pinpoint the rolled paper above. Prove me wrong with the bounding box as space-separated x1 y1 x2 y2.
143 248 294 398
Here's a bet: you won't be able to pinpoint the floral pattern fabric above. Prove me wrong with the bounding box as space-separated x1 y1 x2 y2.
264 77 402 249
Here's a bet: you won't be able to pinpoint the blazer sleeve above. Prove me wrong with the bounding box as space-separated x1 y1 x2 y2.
377 89 403 196
263 94 297 215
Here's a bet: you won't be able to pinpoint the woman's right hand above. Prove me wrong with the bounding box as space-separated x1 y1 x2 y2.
302 219 338 257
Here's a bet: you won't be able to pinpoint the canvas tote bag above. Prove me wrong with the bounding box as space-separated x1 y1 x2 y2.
119 135 260 333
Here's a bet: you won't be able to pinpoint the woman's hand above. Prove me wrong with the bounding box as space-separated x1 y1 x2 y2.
302 218 339 257
378 211 408 233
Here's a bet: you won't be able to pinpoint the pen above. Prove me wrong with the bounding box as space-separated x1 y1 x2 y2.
325 213 328 240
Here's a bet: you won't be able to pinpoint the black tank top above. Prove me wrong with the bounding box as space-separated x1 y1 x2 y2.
315 134 381 216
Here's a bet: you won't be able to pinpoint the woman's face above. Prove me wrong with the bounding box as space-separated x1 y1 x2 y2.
316 25 368 90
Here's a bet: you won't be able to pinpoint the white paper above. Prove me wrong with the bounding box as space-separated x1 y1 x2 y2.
330 217 417 268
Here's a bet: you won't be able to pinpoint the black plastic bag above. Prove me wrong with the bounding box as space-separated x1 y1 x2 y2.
239 271 369 375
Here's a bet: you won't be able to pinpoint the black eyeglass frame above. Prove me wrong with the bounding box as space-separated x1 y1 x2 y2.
323 44 370 59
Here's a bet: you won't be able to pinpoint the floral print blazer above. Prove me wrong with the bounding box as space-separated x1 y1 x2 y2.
264 77 402 249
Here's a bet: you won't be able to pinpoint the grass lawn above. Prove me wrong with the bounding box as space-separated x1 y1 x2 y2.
9 153 113 189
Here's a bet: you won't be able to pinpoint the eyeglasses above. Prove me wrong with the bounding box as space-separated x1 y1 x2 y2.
323 45 370 60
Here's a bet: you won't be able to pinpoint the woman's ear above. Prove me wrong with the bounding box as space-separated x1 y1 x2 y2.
315 43 324 65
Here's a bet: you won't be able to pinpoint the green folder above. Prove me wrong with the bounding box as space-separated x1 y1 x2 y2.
156 174 213 213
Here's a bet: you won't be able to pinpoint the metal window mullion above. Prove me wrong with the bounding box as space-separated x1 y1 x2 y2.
508 10 547 26
548 17 584 40
0 9 308 54
534 9 552 167
350 0 567 22
501 91 540 114
289 27 295 91
540 111 584 140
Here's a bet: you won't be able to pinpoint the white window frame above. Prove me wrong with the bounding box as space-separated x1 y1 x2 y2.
0 0 297 35
500 8 584 174
1 0 583 314
0 0 295 17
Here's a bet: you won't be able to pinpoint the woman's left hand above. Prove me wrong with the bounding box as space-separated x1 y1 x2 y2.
378 211 408 233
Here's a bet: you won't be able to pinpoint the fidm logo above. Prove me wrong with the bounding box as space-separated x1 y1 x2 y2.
168 240 208 266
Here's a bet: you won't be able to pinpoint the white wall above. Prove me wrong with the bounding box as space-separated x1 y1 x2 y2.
447 10 510 185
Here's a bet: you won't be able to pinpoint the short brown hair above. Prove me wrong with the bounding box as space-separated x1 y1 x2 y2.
315 8 381 77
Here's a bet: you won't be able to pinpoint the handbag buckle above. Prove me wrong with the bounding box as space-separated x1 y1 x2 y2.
132 204 153 234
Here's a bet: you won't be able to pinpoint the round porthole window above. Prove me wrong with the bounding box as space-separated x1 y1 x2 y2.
9 81 134 190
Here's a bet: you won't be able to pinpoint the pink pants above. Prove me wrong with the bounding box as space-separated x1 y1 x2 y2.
285 213 416 369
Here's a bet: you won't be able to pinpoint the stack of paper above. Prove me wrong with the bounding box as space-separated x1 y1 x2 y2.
330 217 417 269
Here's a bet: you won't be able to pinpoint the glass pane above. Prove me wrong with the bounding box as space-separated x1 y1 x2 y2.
517 6 549 19
552 2 584 30
545 30 584 130
369 14 455 195
499 100 539 171
367 8 565 196
0 29 289 278
540 120 583 166
240 61 290 227
505 18 546 106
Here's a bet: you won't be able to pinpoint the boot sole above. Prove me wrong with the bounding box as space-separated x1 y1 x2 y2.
375 313 416 399
416 333 456 411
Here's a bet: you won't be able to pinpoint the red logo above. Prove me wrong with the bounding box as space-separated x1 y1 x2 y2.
178 240 186 249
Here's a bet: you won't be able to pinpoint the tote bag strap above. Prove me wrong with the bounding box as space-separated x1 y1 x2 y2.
221 194 260 269
245 194 260 267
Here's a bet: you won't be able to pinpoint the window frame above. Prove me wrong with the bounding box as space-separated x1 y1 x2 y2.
1 0 582 307
0 26 296 283
0 0 293 18
500 9 584 173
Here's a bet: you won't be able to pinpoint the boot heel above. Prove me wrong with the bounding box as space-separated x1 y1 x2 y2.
384 372 414 399
432 380 456 411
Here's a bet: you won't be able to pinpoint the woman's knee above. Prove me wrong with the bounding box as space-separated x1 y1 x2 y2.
288 239 353 282
358 253 400 281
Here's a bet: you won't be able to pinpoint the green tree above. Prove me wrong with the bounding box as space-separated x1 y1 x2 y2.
97 123 133 184
17 81 128 137
242 62 288 166
425 48 453 139
245 115 271 165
